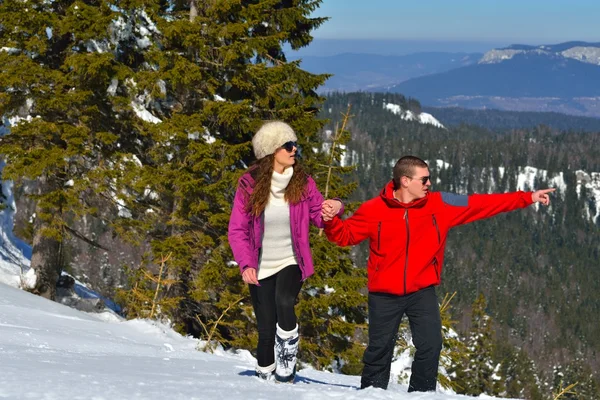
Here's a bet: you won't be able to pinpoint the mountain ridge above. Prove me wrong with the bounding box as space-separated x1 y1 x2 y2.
388 41 600 117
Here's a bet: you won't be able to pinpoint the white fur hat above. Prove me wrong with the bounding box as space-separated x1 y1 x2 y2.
252 121 298 159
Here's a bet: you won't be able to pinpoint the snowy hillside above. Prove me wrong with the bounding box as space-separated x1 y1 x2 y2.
384 102 445 129
0 169 30 287
479 42 600 65
0 273 504 399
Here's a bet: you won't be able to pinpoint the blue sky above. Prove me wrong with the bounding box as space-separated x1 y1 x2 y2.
312 0 600 43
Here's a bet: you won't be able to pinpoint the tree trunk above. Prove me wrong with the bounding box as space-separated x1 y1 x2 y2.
189 0 198 22
29 177 63 300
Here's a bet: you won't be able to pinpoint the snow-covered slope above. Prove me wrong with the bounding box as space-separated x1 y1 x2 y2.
479 43 600 65
384 103 445 128
0 280 501 399
0 167 31 288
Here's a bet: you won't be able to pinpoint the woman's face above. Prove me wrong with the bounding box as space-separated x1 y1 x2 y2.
273 141 297 172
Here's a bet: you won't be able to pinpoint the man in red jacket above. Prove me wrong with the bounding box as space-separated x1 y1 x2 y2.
324 155 554 392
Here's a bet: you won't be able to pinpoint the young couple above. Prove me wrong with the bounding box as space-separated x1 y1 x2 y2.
228 121 554 390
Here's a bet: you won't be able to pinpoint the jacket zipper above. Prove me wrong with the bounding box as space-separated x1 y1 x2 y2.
432 215 440 243
404 209 409 296
375 221 382 271
432 215 441 280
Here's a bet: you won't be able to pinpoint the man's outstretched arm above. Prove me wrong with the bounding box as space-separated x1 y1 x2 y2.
446 188 555 228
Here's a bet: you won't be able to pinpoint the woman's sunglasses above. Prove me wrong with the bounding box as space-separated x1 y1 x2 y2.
281 141 298 152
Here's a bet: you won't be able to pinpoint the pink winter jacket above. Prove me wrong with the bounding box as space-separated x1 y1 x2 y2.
228 167 343 281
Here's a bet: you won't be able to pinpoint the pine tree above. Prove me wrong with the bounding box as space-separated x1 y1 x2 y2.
552 359 600 400
454 293 500 396
438 292 468 392
0 1 132 299
495 344 544 400
96 1 338 353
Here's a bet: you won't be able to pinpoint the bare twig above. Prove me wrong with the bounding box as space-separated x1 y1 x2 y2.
553 382 578 400
197 296 245 353
319 104 352 236
149 253 172 319
264 53 285 66
439 291 457 315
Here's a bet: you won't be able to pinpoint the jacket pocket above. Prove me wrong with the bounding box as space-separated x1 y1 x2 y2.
432 215 440 244
432 257 440 280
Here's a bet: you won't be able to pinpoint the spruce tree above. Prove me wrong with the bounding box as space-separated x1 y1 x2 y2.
0 0 129 299
455 293 500 396
438 292 467 392
96 1 343 356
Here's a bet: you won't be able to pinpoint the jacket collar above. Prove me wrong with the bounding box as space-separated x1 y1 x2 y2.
380 180 429 209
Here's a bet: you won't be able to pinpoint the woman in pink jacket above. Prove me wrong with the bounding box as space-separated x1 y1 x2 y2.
228 121 342 383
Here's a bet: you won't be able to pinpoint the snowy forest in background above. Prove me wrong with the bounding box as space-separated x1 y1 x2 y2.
1 1 599 399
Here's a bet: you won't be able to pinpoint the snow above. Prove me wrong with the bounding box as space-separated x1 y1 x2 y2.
1 47 20 54
0 274 502 399
107 78 119 96
86 39 110 53
131 99 162 124
384 103 445 129
202 127 216 144
436 160 451 170
515 167 568 212
575 170 600 223
0 168 31 288
498 167 505 179
516 166 540 192
419 112 445 128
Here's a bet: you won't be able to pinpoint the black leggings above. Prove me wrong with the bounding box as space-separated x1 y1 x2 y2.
249 264 303 367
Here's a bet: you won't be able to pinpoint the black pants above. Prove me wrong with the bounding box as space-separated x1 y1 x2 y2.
249 264 303 368
361 286 442 392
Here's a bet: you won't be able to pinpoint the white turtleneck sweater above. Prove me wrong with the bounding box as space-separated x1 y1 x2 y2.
257 167 298 280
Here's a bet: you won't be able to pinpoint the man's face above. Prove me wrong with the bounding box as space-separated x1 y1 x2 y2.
406 166 431 200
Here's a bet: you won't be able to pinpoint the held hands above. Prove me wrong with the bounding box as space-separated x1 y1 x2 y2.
532 188 556 206
242 268 259 285
322 199 342 222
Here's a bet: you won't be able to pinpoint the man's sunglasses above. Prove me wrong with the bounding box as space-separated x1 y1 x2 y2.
406 175 431 185
281 141 298 152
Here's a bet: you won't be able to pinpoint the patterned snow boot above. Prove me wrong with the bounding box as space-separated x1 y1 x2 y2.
274 324 299 383
255 363 275 381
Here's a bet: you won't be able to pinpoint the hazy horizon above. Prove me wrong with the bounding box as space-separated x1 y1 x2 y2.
288 38 561 58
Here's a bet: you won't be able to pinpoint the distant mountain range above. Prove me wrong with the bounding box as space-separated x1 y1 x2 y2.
296 52 481 92
301 42 600 118
388 42 600 117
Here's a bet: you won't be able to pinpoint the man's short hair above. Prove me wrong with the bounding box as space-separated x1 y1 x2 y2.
393 156 428 189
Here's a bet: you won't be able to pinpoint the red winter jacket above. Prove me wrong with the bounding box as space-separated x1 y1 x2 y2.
324 181 534 296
